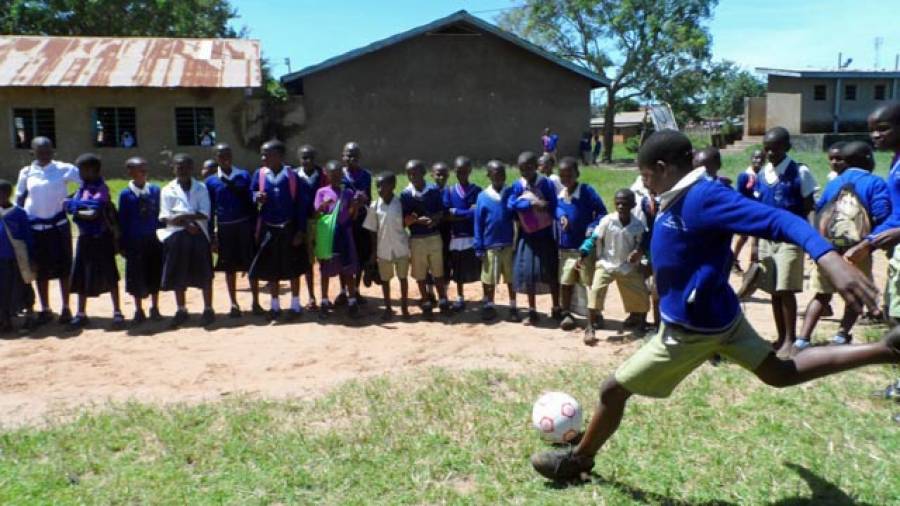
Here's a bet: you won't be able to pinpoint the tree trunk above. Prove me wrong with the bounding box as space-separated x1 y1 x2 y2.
602 90 616 163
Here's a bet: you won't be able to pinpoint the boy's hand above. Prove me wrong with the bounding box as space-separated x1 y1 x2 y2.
844 241 871 265
256 192 268 205
560 216 569 230
869 228 900 250
817 251 879 314
185 222 200 235
627 250 642 264
575 257 585 270
416 216 433 227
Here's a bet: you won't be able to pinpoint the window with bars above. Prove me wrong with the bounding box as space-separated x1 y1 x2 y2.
874 84 886 101
844 85 857 101
12 108 56 149
175 107 216 146
93 107 137 147
813 85 826 101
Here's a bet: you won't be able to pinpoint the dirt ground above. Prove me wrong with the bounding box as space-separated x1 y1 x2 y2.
0 248 890 427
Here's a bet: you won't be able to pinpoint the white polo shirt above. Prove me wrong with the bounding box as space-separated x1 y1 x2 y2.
592 213 645 274
363 196 409 261
15 161 81 220
158 179 211 242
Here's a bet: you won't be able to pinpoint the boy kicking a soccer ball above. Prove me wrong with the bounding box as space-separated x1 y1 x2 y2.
531 130 900 481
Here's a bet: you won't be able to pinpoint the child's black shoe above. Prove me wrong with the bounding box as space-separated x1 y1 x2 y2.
67 314 89 331
480 305 497 321
251 303 266 316
229 305 242 318
200 309 215 327
34 310 53 327
111 312 125 330
560 312 577 331
285 309 303 322
452 300 465 313
348 302 359 318
149 307 163 321
380 308 393 322
421 301 434 320
57 308 73 325
132 309 147 325
170 309 189 329
583 326 598 346
530 449 594 482
18 316 36 336
267 309 282 322
438 300 451 316
551 306 564 321
508 308 521 323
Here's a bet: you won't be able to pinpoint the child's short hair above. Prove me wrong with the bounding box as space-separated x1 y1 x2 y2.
31 136 53 150
376 172 396 186
262 139 286 154
298 144 316 157
764 127 790 146
828 141 847 153
615 188 636 203
518 151 538 166
538 153 555 166
637 130 693 170
173 153 194 166
126 156 148 169
325 159 342 172
431 161 449 172
0 179 12 193
214 142 231 153
558 156 579 176
486 160 505 174
75 153 102 169
871 102 900 126
405 159 426 173
841 141 875 170
454 156 471 169
203 158 217 168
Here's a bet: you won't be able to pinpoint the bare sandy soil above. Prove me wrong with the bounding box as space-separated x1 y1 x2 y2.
0 249 890 427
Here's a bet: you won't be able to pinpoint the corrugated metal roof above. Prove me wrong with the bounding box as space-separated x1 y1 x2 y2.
0 36 261 88
757 67 900 79
281 10 609 89
591 110 648 127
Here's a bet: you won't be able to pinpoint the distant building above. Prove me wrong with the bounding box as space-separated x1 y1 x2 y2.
0 36 262 179
752 68 900 135
590 110 648 143
280 10 608 170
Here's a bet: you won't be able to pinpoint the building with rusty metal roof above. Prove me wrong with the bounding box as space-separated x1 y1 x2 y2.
0 36 263 179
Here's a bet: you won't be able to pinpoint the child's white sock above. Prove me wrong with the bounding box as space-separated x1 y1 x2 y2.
271 297 280 311
291 296 301 312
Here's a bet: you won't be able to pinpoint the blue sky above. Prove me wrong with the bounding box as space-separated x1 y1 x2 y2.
231 0 899 79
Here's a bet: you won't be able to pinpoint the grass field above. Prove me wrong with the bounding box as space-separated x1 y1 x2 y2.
5 148 899 504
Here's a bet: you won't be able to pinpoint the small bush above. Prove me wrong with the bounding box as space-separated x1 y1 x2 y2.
624 136 641 154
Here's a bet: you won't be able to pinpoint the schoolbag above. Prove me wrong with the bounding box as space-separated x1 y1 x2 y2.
817 183 871 252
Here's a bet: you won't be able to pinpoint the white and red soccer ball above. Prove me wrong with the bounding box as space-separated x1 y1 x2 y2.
531 391 583 444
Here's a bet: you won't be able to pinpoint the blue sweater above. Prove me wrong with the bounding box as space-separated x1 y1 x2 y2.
735 170 760 200
555 183 607 249
508 175 558 240
118 184 162 249
342 168 372 224
654 178 833 332
205 168 255 228
0 205 33 260
474 186 514 252
251 167 308 230
754 159 808 217
401 183 444 237
816 168 890 229
443 183 481 239
868 155 900 238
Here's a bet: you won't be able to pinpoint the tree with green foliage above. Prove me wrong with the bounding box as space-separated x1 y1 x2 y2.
0 0 240 37
499 0 716 162
701 61 766 120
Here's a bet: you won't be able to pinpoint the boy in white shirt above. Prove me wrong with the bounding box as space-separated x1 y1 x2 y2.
363 172 410 321
578 189 649 345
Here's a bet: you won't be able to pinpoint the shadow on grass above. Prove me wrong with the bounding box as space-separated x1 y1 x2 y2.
541 462 870 505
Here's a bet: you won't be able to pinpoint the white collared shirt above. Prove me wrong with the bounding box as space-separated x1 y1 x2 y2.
15 160 81 220
558 182 582 203
592 213 645 273
658 167 707 212
157 178 211 242
363 196 409 261
762 157 817 197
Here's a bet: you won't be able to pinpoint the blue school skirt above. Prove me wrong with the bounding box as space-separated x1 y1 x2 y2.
124 234 163 298
249 221 309 281
215 219 255 273
0 258 34 315
161 230 213 291
31 215 73 281
70 229 120 297
513 228 558 295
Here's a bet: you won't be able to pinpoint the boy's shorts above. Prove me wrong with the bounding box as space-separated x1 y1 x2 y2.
887 247 900 319
410 234 444 281
758 239 804 293
480 246 514 285
587 265 650 313
810 253 872 294
377 256 409 282
559 249 593 286
305 217 317 265
614 315 772 398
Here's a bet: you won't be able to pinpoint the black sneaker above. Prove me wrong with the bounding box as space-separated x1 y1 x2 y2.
508 308 521 323
18 316 36 336
357 295 368 305
551 306 564 321
334 293 348 306
170 310 189 329
58 308 73 325
525 310 540 326
200 309 215 327
438 300 451 316
422 301 434 320
380 308 394 322
35 310 53 327
229 305 242 318
452 300 466 313
285 308 303 322
111 312 125 330
251 303 266 316
480 305 497 321
583 326 598 346
530 449 594 481
132 309 147 325
348 302 359 318
267 309 282 322
149 307 163 321
67 314 89 330
560 312 577 331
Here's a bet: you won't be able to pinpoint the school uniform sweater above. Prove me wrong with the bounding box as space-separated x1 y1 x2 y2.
654 168 833 333
555 183 607 249
0 205 33 260
250 167 308 229
868 154 900 238
118 183 161 249
442 183 481 240
342 167 372 223
205 167 254 228
508 175 558 239
297 166 327 218
754 157 817 217
816 168 891 227
735 167 760 200
66 179 111 237
401 183 444 238
473 186 514 253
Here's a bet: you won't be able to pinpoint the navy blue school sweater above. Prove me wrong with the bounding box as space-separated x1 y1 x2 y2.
654 169 833 332
250 167 308 229
401 183 444 237
205 168 255 229
754 158 813 217
816 168 890 226
443 183 481 239
0 205 33 260
473 186 514 253
555 183 607 249
868 155 900 238
118 183 161 250
342 167 372 225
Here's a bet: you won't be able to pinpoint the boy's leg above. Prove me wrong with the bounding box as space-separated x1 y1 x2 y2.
133 295 143 314
225 272 237 307
588 266 612 327
202 281 213 311
771 294 787 348
799 293 832 347
36 279 50 313
304 268 316 306
111 283 122 314
616 270 651 330
399 278 410 315
59 277 71 317
775 292 798 355
250 278 262 312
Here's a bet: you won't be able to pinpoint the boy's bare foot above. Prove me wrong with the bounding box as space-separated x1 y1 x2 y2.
530 449 594 481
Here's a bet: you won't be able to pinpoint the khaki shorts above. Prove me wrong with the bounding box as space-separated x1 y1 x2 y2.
480 246 514 285
615 315 773 398
305 218 317 264
409 234 444 281
377 257 409 282
588 265 650 313
758 239 804 293
559 249 593 287
810 253 872 294
888 247 900 319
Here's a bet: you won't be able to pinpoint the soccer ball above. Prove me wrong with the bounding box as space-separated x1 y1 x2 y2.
531 391 582 444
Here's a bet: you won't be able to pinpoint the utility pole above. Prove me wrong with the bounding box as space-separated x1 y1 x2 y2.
284 57 292 74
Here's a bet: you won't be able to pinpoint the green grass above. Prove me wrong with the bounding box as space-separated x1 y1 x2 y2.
1 359 896 504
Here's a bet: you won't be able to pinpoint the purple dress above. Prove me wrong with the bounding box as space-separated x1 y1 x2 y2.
314 186 359 278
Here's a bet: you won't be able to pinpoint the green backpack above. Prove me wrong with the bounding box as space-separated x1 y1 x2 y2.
817 183 871 252
315 199 341 261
